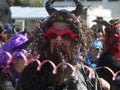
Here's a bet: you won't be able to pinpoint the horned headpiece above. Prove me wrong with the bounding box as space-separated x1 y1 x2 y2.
43 0 86 34
99 19 120 38
100 19 120 60
46 0 84 17
31 1 94 84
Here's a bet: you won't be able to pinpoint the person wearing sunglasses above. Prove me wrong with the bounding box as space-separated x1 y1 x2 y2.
86 40 103 68
16 0 110 90
97 19 120 90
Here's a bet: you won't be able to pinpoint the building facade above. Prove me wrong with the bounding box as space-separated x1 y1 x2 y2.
11 0 120 31
43 0 120 19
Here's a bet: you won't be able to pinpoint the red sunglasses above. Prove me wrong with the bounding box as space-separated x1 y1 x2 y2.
44 27 78 40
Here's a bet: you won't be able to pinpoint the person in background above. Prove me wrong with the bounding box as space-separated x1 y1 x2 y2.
0 25 5 47
97 19 120 90
86 40 103 68
16 0 110 90
2 23 13 42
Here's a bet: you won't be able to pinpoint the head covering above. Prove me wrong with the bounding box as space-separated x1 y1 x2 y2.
100 19 120 60
42 0 85 34
0 29 28 64
92 40 103 49
34 0 93 58
3 23 13 33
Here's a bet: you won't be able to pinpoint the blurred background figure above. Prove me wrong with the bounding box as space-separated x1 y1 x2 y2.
91 18 105 44
0 0 13 44
0 24 5 47
0 0 12 24
2 22 13 42
86 40 103 68
97 19 120 90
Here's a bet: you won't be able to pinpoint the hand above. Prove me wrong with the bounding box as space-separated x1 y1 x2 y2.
98 78 110 90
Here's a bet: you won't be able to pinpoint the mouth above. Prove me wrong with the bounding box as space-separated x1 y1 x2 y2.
51 40 68 55
49 40 75 84
50 40 72 64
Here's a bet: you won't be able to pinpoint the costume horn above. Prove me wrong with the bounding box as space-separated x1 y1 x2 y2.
71 0 84 17
93 19 110 26
45 0 57 15
101 20 111 26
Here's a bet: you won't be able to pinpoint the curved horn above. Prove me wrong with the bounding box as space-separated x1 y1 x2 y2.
93 19 110 26
100 20 111 26
71 0 84 17
45 0 58 15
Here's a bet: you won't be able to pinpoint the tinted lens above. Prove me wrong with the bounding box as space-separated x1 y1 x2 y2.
48 33 57 39
95 48 100 50
61 34 71 40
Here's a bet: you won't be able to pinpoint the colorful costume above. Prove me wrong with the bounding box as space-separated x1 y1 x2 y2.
16 0 102 90
97 19 120 90
86 40 103 68
0 30 29 65
0 29 32 89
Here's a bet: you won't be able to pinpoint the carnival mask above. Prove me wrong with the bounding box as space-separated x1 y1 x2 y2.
44 27 77 40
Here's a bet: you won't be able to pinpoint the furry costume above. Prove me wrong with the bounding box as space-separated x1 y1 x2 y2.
0 29 32 89
0 29 30 65
16 0 102 90
97 19 120 90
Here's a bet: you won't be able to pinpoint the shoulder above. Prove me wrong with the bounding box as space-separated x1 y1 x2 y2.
99 52 114 60
16 61 40 90
21 61 38 75
97 52 114 67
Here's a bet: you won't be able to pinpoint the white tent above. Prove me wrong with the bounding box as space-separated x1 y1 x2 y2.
10 6 76 31
10 6 76 19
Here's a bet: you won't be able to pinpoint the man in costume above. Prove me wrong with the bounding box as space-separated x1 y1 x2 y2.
86 40 103 68
16 0 110 90
0 28 34 89
97 19 120 90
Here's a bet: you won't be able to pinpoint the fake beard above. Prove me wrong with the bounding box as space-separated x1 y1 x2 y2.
50 40 73 84
50 40 72 63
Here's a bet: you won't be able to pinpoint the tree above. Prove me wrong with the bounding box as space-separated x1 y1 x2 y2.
8 0 43 6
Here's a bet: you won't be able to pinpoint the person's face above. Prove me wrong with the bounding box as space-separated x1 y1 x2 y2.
13 57 26 73
91 48 101 59
45 22 77 54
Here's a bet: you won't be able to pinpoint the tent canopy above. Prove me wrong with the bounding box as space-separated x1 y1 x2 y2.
10 6 76 19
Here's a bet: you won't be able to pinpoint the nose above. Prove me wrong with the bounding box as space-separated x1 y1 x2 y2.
55 36 63 46
56 35 62 40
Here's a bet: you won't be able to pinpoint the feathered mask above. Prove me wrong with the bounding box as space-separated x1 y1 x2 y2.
100 19 120 60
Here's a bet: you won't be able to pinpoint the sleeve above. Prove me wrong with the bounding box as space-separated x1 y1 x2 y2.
16 62 39 90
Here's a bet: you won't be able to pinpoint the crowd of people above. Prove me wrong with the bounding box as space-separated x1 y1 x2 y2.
0 0 120 90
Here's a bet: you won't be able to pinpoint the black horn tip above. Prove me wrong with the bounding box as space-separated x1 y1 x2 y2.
45 0 57 15
71 0 84 17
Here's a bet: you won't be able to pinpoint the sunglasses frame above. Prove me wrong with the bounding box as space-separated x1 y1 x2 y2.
44 27 78 40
